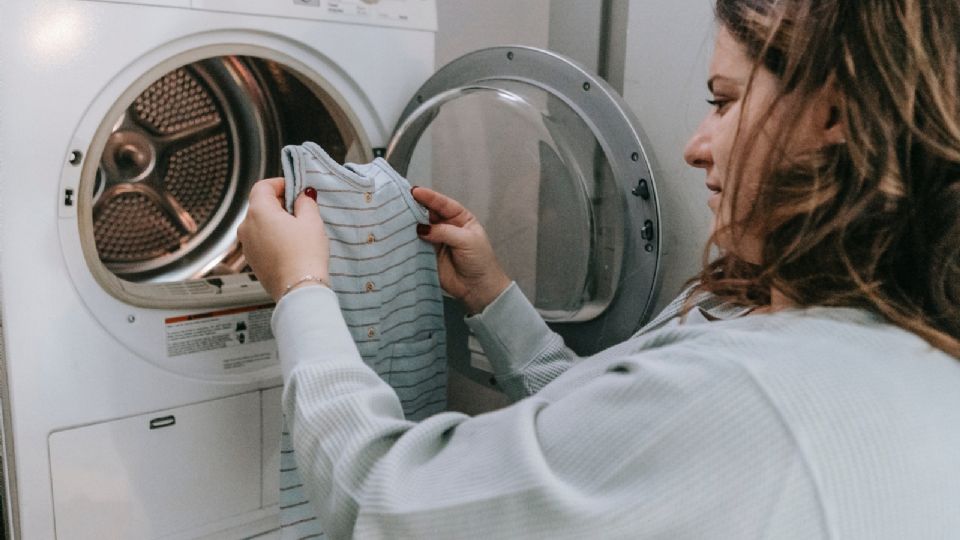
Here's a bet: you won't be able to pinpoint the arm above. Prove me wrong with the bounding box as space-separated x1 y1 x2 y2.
465 282 583 399
274 286 810 539
411 186 581 399
240 179 813 538
236 178 580 398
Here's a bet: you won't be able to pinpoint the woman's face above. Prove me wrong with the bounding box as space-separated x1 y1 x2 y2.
684 26 839 262
683 27 782 261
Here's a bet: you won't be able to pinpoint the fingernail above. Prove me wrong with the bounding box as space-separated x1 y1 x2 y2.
303 187 317 201
416 223 431 236
411 185 419 195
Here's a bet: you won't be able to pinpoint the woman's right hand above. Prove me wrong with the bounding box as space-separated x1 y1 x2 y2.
412 186 511 315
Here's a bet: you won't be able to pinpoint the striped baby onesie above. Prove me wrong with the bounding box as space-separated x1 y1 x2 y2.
276 142 447 539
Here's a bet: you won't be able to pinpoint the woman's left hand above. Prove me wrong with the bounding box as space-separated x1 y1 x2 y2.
237 177 330 301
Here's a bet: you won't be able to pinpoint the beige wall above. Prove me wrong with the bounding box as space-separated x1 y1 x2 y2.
436 0 551 69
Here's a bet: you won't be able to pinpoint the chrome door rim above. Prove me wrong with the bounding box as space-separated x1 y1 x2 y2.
387 45 663 350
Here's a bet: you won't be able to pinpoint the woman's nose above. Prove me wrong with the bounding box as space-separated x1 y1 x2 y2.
684 124 712 169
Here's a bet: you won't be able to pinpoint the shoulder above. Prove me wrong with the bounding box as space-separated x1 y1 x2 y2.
637 304 948 362
633 306 959 391
697 307 959 382
621 305 960 459
556 308 960 534
600 307 960 441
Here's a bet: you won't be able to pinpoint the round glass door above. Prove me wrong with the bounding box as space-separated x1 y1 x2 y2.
387 46 661 353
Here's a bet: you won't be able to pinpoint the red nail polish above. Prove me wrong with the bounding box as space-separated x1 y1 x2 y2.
304 187 317 201
416 223 431 236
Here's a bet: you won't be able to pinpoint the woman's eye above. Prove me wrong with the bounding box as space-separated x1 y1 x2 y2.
706 98 732 113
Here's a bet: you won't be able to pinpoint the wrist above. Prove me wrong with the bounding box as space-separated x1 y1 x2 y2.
462 274 511 315
277 274 330 301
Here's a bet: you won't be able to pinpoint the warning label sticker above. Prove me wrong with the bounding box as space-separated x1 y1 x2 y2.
165 304 275 364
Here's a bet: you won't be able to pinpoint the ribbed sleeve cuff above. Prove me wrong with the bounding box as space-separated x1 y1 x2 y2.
464 282 553 379
271 284 363 383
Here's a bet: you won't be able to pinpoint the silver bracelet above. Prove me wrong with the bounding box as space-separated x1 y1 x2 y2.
280 274 330 299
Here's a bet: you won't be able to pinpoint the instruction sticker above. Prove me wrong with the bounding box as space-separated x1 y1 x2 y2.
165 304 275 360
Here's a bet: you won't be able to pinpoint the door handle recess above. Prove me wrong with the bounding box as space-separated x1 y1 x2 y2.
149 415 176 430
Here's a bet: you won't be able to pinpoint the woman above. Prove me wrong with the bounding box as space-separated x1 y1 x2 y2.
238 0 960 537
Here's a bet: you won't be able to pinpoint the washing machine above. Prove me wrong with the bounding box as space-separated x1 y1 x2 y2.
0 1 665 538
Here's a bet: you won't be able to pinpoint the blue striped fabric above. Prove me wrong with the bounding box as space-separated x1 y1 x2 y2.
276 142 447 539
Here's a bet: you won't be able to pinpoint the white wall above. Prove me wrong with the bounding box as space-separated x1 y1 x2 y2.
622 0 716 311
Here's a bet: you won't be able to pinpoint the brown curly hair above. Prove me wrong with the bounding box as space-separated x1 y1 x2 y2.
696 0 960 357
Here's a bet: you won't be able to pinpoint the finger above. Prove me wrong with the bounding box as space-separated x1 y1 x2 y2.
249 177 286 209
293 191 320 220
418 222 474 249
412 186 471 225
412 186 436 224
410 184 426 202
262 177 286 196
236 221 247 247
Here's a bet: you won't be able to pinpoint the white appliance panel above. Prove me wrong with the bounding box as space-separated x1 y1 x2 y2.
0 0 436 537
261 386 283 509
49 392 262 539
192 0 438 31
92 0 191 6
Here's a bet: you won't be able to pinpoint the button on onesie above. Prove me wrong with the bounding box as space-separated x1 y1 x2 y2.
277 142 447 538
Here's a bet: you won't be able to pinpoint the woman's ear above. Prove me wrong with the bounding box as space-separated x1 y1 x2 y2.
819 83 846 145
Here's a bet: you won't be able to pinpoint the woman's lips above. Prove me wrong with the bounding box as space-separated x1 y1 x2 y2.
706 181 722 209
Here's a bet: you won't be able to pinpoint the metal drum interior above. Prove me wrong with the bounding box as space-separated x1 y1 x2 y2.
87 56 363 284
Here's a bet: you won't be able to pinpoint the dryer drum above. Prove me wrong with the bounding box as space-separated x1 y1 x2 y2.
88 56 354 283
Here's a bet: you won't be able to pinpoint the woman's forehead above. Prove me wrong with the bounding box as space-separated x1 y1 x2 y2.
709 27 753 86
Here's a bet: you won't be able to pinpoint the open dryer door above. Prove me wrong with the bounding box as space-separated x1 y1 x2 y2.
386 46 662 386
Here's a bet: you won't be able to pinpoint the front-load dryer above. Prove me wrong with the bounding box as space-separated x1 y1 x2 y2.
0 2 665 539
0 1 437 537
